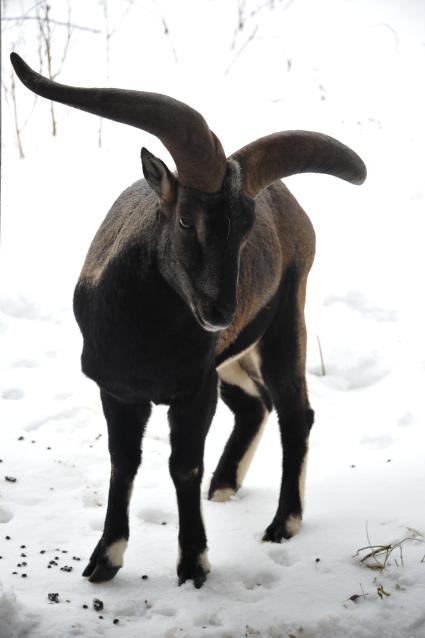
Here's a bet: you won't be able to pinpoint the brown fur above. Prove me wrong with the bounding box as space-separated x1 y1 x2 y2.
216 180 315 356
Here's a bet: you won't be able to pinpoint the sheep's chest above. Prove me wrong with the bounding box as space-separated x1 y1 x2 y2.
74 273 215 405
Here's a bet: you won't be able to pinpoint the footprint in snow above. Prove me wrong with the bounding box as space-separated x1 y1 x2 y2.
194 612 222 627
11 359 38 369
398 411 414 427
2 388 24 400
361 434 394 450
155 606 177 618
0 504 14 523
325 290 398 322
89 516 104 531
137 507 176 526
267 546 300 567
242 569 279 590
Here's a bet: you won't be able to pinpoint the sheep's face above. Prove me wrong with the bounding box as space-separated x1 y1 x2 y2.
169 179 255 332
142 152 255 331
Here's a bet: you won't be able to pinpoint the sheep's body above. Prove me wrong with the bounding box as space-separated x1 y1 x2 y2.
10 52 365 588
74 178 314 404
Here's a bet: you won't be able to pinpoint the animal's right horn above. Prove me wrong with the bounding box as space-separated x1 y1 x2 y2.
10 52 227 193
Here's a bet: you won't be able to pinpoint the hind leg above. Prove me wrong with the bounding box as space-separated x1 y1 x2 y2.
261 269 314 542
209 347 272 502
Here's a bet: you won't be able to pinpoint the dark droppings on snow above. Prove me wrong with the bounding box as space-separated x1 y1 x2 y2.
93 598 104 611
18 436 24 441
60 566 73 572
5 476 17 482
82 604 88 609
48 593 60 603
113 619 120 625
5 536 11 540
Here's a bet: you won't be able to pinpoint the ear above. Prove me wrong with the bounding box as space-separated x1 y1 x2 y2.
141 147 177 206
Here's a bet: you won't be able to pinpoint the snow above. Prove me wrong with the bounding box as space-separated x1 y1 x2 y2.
1 0 425 636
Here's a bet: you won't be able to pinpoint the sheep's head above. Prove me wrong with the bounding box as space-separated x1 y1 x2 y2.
141 148 255 330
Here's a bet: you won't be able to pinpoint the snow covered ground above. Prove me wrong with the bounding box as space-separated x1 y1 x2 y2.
1 0 425 636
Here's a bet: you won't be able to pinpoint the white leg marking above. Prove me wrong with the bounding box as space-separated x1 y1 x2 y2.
298 448 309 512
177 546 210 572
209 487 236 502
199 549 211 573
285 515 302 537
106 539 128 567
236 410 269 487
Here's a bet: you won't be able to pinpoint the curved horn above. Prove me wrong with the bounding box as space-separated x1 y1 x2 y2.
10 52 226 193
230 131 367 197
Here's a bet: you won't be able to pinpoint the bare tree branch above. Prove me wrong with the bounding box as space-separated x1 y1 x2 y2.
1 15 100 33
225 25 258 76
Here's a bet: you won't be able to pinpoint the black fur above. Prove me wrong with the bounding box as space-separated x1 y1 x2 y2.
209 381 270 496
260 266 314 541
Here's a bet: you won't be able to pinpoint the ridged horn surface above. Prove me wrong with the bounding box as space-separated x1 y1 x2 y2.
10 52 227 193
230 130 367 197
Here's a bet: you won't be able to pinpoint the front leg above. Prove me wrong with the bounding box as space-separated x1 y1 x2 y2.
83 390 151 583
168 370 218 588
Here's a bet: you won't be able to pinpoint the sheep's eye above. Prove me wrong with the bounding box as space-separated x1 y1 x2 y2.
178 217 193 230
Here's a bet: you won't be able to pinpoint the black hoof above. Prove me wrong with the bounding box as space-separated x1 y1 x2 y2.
82 537 122 582
177 554 209 588
88 564 120 583
263 515 301 543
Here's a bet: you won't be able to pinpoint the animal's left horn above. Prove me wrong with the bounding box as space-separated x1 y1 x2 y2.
230 130 367 198
10 52 227 193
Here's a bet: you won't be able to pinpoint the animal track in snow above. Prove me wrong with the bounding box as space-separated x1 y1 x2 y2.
89 516 104 531
326 354 389 390
398 411 414 427
194 612 222 627
325 290 398 322
242 569 279 590
2 388 24 400
0 504 14 524
155 605 177 618
267 546 300 567
137 507 176 526
11 358 38 369
360 434 394 450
